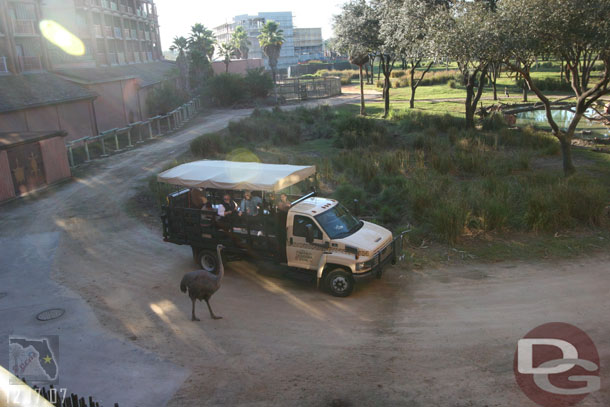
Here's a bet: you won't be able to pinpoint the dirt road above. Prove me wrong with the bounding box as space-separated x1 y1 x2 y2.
1 95 609 406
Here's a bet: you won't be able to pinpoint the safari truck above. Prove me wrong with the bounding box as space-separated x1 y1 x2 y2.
157 160 406 297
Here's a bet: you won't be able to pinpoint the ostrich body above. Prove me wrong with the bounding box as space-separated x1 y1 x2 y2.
180 244 225 321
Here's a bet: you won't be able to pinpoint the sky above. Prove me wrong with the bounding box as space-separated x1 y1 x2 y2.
155 0 345 51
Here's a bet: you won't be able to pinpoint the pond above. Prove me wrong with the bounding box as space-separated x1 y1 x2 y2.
516 108 609 139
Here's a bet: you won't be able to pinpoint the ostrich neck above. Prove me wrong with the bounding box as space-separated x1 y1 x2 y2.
216 247 225 283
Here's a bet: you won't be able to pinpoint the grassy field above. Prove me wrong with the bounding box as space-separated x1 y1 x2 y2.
171 100 610 266
143 61 609 266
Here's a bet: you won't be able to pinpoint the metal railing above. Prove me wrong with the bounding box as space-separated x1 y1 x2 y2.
66 97 201 168
12 20 36 35
0 56 8 73
18 55 42 72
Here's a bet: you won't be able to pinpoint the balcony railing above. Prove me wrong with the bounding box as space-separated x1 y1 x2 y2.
123 28 130 38
94 24 102 37
114 27 122 38
130 29 137 38
12 20 36 35
0 56 8 73
104 26 113 37
107 52 118 64
18 55 42 72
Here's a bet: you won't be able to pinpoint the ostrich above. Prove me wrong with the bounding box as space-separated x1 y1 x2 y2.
180 244 225 321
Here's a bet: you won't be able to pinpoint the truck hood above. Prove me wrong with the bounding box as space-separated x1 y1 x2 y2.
335 221 393 256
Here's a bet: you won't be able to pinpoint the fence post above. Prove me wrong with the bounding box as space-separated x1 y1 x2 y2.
126 128 133 147
113 129 120 151
166 115 172 131
68 144 75 168
156 117 161 136
100 134 107 157
147 121 153 139
84 140 90 161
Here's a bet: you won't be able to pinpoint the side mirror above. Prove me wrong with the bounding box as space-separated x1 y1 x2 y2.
305 224 314 244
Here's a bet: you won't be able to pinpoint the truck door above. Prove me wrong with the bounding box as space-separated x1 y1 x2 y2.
286 214 325 270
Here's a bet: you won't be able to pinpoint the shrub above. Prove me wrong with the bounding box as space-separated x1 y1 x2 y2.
190 133 226 157
447 79 457 89
146 81 189 116
430 198 469 243
481 113 507 131
204 73 246 107
244 68 273 98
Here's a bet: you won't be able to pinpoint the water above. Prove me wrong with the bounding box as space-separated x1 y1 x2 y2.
516 108 609 139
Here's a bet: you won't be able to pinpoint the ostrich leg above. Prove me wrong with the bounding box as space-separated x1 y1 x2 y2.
191 298 200 321
205 299 222 320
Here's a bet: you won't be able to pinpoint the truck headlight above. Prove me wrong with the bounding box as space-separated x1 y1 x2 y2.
356 258 376 271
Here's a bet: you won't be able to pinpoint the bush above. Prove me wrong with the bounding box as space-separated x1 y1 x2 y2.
333 115 389 148
146 81 188 116
190 133 226 157
244 68 273 98
204 73 246 107
481 113 507 131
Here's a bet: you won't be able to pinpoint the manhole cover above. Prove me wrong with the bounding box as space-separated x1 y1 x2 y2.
0 292 7 300
36 308 65 321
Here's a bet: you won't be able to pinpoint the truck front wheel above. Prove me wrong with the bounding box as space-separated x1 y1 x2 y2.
198 250 219 274
325 269 354 297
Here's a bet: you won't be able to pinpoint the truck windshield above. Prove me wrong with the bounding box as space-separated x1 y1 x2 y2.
315 204 362 239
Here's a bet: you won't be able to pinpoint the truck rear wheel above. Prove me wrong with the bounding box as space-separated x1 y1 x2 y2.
325 269 354 297
198 250 219 274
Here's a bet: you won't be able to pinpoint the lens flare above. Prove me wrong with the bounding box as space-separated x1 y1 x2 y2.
39 20 85 56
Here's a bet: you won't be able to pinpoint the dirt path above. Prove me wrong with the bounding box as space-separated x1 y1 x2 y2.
1 94 609 406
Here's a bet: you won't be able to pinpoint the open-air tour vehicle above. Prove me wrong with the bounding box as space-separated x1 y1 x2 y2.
157 160 406 297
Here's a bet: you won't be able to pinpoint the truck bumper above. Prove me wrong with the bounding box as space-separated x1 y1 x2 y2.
353 231 408 281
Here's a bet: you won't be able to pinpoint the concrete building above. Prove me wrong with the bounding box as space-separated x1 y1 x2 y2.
0 0 175 143
213 11 323 71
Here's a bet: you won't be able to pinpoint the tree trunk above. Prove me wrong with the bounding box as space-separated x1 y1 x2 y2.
559 137 575 175
359 65 366 116
225 62 229 73
465 83 475 128
492 80 497 101
410 68 416 109
384 75 390 117
522 82 528 102
364 64 370 85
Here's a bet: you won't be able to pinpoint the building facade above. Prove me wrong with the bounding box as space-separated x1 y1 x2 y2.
213 12 323 71
0 0 175 144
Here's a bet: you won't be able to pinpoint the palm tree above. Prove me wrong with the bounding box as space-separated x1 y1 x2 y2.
257 20 284 82
170 36 189 92
218 42 238 73
231 26 251 59
187 23 216 88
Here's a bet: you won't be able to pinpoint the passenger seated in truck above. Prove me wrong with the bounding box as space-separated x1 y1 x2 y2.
277 193 291 212
239 191 262 217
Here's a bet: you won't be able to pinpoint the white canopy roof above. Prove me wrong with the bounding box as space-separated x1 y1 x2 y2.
157 160 316 192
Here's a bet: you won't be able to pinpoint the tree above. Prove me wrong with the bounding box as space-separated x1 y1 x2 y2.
232 26 251 59
381 0 439 109
170 36 190 93
498 0 610 175
187 23 216 90
334 0 383 116
258 20 284 82
431 0 499 128
218 42 238 73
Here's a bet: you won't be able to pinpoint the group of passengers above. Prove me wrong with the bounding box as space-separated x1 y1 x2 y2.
190 188 290 220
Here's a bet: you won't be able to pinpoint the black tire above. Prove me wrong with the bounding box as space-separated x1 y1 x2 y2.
198 250 219 274
325 269 354 297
